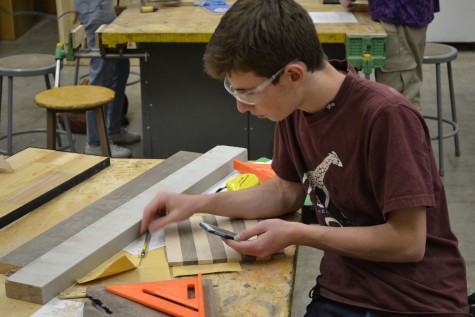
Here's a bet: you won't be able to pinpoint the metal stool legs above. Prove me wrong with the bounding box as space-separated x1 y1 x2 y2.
0 69 75 155
447 62 460 156
0 74 54 155
424 61 460 176
422 43 460 177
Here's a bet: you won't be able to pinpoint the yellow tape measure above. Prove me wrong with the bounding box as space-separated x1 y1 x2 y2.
225 173 260 191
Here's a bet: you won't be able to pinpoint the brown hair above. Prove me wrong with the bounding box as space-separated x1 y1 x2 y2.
203 0 326 80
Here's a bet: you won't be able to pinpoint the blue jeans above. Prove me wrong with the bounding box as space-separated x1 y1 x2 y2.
304 296 388 317
74 0 130 145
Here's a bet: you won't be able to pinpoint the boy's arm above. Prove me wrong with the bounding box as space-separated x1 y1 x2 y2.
226 206 426 262
141 175 306 234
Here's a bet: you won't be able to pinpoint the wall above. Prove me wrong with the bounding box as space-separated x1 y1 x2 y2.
427 0 475 43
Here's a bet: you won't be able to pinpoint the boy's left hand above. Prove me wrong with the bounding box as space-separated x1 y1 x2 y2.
223 219 296 257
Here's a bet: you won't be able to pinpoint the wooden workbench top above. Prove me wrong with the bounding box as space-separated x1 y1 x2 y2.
0 156 297 317
100 0 385 45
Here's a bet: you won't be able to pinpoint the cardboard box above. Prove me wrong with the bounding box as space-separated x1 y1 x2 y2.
0 0 35 40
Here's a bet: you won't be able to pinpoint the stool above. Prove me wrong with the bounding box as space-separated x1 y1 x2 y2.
34 86 114 157
422 43 460 177
0 54 74 155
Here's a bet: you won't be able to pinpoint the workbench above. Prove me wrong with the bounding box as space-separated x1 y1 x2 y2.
98 0 386 159
0 157 297 316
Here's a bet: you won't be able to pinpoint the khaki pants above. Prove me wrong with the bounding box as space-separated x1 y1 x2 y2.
375 22 427 111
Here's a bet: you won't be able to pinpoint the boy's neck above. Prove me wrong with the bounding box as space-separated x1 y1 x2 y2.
300 62 346 114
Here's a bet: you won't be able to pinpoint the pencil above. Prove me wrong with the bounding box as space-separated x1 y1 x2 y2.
140 231 151 258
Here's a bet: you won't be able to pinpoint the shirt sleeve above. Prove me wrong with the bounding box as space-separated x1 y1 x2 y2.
368 105 436 214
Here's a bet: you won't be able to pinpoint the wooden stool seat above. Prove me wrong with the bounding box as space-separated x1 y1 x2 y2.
35 85 114 157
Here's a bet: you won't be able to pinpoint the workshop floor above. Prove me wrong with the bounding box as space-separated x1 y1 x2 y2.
1 17 474 316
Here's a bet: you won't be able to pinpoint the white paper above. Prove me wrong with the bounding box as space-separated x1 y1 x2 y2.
123 229 165 255
308 11 358 24
31 297 83 317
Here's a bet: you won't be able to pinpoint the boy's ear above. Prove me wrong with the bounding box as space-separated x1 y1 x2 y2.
289 65 304 82
291 72 300 81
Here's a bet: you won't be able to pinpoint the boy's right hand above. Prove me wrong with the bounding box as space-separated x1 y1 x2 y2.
140 191 196 234
339 0 355 11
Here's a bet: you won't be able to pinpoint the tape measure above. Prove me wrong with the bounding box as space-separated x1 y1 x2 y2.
225 173 260 191
215 173 260 192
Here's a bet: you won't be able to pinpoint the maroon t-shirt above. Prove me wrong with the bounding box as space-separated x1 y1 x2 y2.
272 60 469 316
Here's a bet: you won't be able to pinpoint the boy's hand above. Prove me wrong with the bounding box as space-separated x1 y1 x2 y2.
339 0 356 11
141 191 195 234
223 219 297 258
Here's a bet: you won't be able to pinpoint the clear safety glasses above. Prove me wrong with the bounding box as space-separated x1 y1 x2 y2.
223 65 286 105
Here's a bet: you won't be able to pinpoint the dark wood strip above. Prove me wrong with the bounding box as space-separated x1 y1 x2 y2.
177 219 198 265
202 215 228 264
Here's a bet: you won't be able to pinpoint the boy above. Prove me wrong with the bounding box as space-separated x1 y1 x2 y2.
141 0 469 315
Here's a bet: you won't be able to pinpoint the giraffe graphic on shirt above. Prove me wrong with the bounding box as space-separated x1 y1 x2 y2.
303 151 343 208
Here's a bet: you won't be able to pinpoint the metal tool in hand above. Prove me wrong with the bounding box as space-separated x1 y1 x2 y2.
138 231 151 266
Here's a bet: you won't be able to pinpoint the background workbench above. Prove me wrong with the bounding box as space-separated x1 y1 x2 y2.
98 0 385 160
0 157 297 317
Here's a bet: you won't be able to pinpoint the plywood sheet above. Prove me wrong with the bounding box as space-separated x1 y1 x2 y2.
0 148 110 229
165 215 283 266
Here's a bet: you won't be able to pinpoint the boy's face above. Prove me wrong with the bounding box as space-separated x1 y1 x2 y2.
225 67 299 122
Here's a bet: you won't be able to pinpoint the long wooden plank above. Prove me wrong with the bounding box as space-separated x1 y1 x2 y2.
0 151 199 274
5 146 247 304
0 148 110 229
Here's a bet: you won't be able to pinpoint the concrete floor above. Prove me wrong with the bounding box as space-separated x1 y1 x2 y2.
1 17 474 316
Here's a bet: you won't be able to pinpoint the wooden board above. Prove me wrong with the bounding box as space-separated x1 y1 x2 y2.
0 0 35 40
55 0 76 47
0 148 110 229
5 146 247 304
0 151 198 274
165 215 283 266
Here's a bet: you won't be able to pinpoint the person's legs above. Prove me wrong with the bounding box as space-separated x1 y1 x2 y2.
375 23 427 111
86 57 115 146
76 0 139 155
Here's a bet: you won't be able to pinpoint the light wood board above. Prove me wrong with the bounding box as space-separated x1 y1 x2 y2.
5 146 247 304
0 151 198 274
0 148 110 229
165 215 283 266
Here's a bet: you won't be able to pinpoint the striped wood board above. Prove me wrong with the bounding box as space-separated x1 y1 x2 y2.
0 148 110 229
165 215 283 266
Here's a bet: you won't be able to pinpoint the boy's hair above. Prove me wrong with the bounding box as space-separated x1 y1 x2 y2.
203 0 326 80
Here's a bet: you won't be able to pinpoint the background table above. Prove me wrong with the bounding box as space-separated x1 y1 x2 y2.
98 0 386 159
